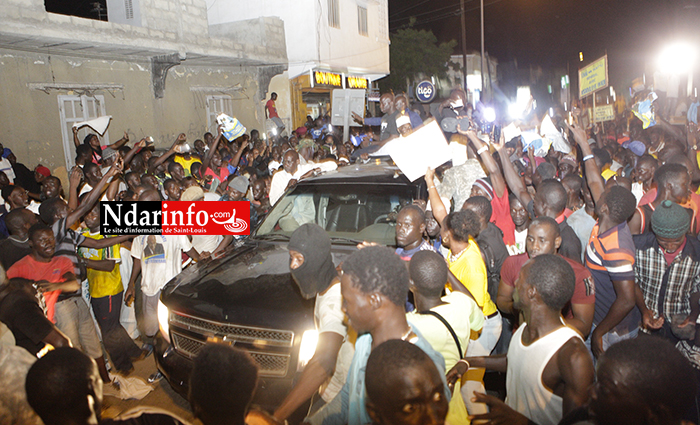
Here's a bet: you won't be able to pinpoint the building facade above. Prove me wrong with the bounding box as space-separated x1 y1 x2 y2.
207 0 390 130
0 0 287 181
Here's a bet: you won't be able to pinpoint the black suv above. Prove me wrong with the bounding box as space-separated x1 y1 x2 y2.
153 161 425 409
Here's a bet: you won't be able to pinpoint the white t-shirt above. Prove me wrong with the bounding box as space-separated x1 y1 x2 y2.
509 228 528 255
315 281 354 402
131 235 192 296
190 235 222 254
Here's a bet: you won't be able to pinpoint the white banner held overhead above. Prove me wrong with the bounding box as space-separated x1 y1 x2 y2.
73 115 112 136
375 119 451 182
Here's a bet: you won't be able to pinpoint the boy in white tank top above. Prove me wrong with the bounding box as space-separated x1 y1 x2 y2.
446 254 594 425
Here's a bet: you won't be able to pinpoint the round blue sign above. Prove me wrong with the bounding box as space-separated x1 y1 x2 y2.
415 80 436 103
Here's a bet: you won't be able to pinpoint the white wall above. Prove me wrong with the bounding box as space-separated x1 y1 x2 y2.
206 0 389 78
207 0 318 75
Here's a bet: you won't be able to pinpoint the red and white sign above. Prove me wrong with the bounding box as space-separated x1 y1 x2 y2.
162 201 250 235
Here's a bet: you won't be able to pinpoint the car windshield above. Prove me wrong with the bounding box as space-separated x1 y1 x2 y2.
255 182 417 245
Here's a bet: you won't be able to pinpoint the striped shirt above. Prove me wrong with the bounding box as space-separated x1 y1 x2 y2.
634 232 700 320
585 222 640 334
52 217 86 300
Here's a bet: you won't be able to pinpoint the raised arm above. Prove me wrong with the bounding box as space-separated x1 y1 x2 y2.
67 166 83 211
122 138 148 168
565 122 604 203
425 167 448 225
65 158 123 228
459 126 506 198
495 134 532 208
106 131 130 150
72 126 81 149
148 135 181 174
201 128 223 173
686 123 700 182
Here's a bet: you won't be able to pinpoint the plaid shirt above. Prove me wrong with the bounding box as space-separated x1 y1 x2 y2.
634 232 700 319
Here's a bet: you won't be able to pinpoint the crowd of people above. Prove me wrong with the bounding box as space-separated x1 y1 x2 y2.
0 84 699 425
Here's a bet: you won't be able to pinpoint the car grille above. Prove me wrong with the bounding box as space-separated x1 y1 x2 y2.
171 331 290 377
169 312 294 377
169 312 294 347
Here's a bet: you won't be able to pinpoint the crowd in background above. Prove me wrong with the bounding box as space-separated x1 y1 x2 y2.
0 83 699 425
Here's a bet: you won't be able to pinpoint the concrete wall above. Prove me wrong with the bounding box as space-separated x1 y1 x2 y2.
206 0 317 72
0 0 286 65
0 50 262 183
205 0 389 78
320 0 389 78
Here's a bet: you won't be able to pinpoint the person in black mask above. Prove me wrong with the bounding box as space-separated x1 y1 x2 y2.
272 224 354 422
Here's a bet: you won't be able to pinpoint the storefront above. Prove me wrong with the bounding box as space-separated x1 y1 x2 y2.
290 70 370 130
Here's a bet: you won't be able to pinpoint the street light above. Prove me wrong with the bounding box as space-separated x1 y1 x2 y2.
657 42 697 75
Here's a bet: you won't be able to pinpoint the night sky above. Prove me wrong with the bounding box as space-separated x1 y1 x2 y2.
44 0 699 91
389 0 700 90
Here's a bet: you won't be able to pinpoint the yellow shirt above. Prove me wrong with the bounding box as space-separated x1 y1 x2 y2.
446 237 498 316
174 155 202 176
601 167 617 181
79 231 123 298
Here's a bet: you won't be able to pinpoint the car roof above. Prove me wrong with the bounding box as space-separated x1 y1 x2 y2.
298 159 419 186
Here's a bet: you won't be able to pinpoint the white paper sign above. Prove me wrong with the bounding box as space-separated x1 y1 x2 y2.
374 119 451 182
73 115 112 136
540 115 570 154
502 123 522 143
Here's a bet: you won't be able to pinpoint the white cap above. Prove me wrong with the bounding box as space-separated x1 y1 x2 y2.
396 114 411 127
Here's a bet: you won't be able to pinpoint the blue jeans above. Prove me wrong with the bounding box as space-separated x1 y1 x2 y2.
584 324 639 363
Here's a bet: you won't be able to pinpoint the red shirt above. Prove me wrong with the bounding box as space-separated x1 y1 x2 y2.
265 99 279 118
491 191 515 246
501 253 595 319
663 238 687 266
204 166 230 185
6 255 74 322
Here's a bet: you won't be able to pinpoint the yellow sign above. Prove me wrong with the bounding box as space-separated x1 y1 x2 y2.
347 76 368 89
578 55 608 98
314 71 343 88
594 104 615 122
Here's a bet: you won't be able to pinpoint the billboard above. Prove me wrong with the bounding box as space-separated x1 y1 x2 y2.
579 55 608 98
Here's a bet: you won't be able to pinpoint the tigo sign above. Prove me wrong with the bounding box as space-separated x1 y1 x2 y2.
415 80 436 103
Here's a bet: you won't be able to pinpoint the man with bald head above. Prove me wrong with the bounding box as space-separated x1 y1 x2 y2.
527 179 582 263
352 93 398 142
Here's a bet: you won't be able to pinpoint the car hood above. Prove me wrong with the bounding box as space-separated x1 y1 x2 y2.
160 240 353 330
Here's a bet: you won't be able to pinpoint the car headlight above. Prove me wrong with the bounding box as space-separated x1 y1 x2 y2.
297 330 319 371
158 299 171 344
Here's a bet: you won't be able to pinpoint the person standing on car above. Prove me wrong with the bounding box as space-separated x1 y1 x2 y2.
274 224 354 422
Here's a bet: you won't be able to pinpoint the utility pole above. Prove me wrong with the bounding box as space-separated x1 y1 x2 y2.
460 0 468 94
480 0 485 101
